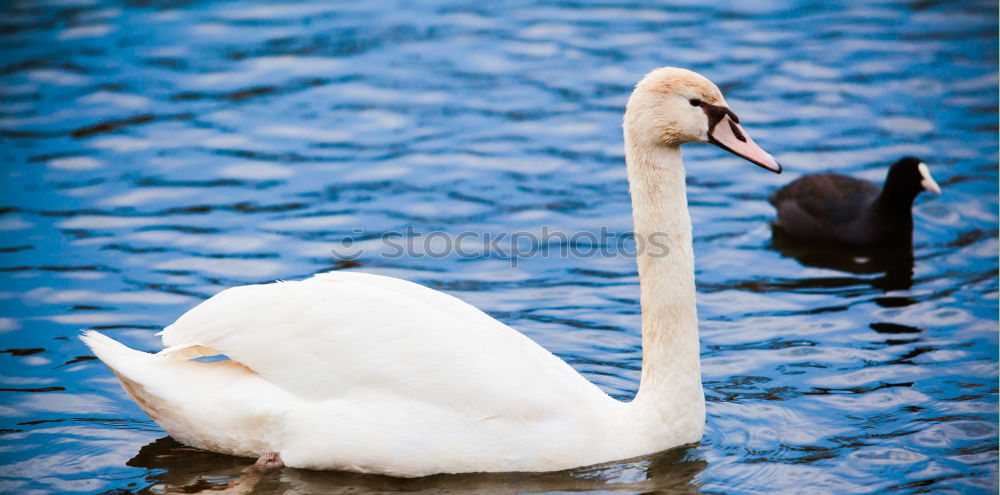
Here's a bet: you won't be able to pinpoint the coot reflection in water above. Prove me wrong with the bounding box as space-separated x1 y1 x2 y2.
769 227 916 291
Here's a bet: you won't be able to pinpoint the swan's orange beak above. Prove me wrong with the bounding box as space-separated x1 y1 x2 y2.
708 111 782 174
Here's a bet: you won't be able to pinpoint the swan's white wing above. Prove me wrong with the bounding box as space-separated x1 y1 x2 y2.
159 272 609 418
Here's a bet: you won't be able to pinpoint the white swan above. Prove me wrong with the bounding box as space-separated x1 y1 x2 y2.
82 68 781 477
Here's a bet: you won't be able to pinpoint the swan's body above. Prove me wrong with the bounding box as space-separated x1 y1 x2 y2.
84 273 667 475
82 68 781 477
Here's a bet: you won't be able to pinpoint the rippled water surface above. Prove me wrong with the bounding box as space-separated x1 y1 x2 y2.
1 1 997 493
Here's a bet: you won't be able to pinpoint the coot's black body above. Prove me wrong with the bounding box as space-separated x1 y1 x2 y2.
769 157 938 246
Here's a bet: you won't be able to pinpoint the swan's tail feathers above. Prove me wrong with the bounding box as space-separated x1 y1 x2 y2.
80 330 164 410
80 331 277 457
80 330 153 374
79 330 176 406
80 331 200 439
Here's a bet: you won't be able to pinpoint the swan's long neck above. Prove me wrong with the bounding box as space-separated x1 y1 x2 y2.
624 139 705 435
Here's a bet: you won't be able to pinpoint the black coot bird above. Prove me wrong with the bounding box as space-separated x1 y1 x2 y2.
769 156 940 246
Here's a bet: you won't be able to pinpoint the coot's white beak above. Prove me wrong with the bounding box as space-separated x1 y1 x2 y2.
918 162 941 194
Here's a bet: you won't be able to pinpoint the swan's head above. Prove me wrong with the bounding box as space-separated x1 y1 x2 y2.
624 67 781 173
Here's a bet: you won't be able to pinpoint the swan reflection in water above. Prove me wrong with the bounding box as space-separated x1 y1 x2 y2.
769 226 916 292
127 437 707 494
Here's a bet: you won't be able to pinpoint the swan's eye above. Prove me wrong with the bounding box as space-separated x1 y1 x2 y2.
689 98 703 107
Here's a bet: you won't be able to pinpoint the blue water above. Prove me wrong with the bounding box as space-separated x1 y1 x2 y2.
0 0 996 493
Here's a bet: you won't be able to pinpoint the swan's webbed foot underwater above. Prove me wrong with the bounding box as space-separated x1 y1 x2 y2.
215 453 284 495
250 452 284 472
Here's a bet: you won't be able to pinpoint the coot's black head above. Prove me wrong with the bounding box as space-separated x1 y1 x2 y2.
881 156 941 205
